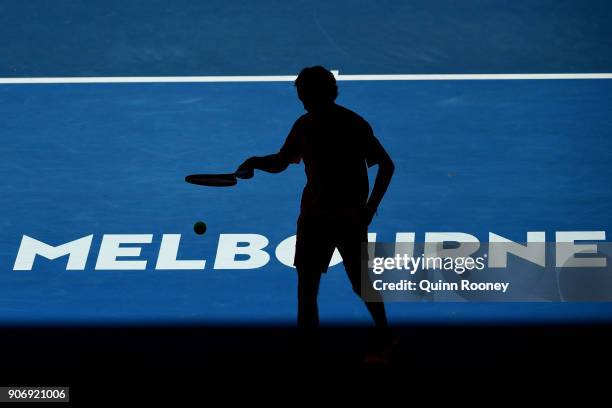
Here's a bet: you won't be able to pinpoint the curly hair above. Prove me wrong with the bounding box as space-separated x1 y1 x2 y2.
294 66 338 103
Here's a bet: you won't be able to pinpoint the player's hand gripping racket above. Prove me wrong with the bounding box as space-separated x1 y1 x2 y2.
185 168 253 187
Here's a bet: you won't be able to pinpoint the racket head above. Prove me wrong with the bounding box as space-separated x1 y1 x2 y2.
185 173 237 187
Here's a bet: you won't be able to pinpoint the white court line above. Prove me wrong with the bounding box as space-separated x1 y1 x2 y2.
1 73 612 84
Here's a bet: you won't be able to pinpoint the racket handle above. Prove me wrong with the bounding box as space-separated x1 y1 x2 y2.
235 169 253 179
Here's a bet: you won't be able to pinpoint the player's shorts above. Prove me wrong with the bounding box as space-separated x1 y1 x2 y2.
293 210 368 275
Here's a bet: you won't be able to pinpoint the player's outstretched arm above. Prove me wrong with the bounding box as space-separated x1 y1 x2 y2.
236 154 291 178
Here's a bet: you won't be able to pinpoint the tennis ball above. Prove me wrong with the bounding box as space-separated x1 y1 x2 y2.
193 221 207 235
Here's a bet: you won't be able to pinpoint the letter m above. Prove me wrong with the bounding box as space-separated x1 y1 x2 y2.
13 235 93 271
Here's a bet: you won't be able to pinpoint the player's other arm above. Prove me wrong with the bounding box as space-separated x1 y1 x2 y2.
366 149 394 224
364 128 395 225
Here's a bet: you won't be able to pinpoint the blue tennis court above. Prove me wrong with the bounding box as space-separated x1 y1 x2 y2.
1 0 611 326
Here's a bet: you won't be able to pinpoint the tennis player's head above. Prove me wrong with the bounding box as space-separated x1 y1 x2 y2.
294 66 338 112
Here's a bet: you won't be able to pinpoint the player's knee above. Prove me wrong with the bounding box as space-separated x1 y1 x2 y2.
298 291 317 306
350 280 362 297
297 283 318 304
344 265 364 297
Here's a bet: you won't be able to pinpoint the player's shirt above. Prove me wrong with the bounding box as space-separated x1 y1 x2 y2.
278 103 387 218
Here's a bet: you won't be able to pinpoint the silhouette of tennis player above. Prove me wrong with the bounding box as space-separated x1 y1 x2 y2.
237 66 394 337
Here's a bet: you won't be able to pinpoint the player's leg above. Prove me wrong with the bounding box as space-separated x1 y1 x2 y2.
296 265 323 329
336 227 388 330
294 216 335 329
337 227 399 363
